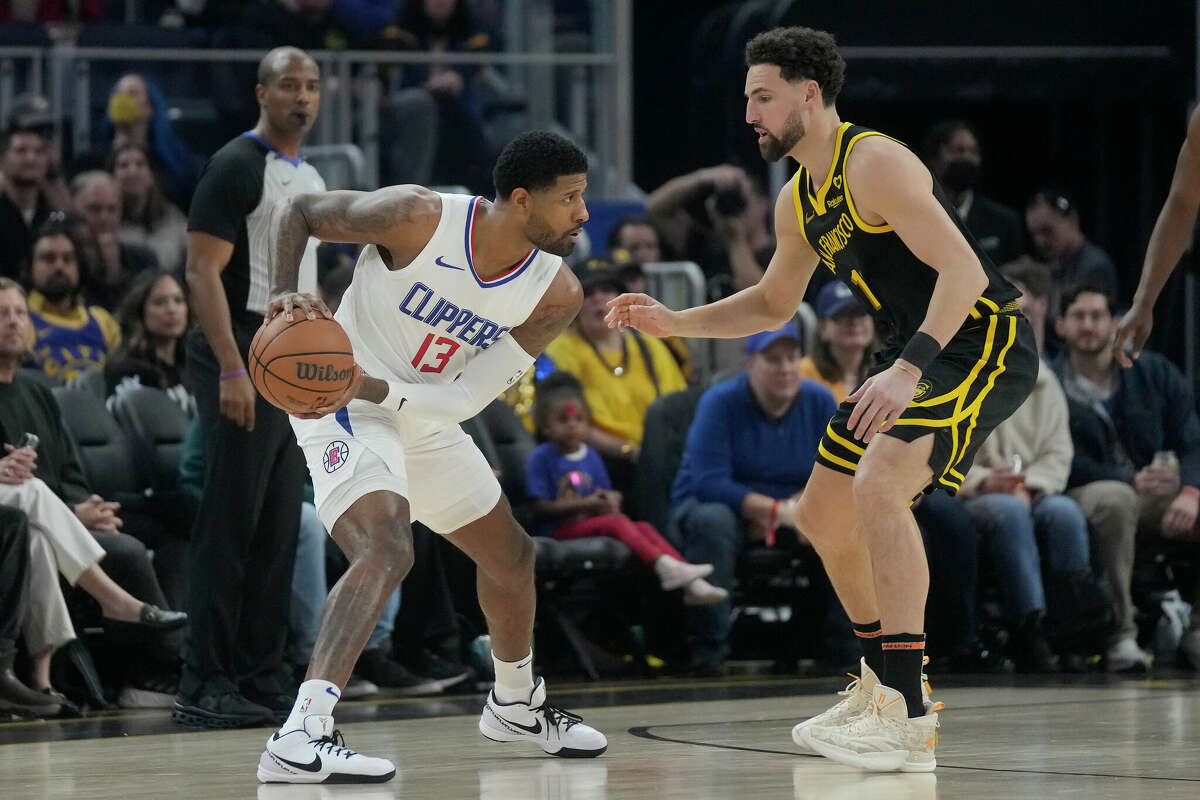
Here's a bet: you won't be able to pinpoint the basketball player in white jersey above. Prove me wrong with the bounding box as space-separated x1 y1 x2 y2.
253 131 605 784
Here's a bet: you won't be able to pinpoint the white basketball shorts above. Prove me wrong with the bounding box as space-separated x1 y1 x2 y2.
290 398 501 534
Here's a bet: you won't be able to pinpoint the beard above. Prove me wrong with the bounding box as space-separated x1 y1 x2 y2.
527 215 580 258
37 274 77 303
1069 334 1109 356
758 110 806 162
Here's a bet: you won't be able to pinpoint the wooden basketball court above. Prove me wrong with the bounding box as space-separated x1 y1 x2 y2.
3 673 1198 799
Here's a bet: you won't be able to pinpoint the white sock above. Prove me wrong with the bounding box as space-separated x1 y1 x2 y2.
281 679 341 732
491 651 535 704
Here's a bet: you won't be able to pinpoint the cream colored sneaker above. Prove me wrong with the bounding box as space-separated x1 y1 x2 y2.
791 657 879 751
794 657 933 754
800 683 942 772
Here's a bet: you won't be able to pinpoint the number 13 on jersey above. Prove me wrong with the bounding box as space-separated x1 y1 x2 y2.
412 332 461 373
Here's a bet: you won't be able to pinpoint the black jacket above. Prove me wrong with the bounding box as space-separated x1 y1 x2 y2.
0 374 91 506
1051 350 1200 489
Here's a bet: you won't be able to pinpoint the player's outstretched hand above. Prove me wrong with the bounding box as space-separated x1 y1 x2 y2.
267 291 332 323
294 365 363 419
1112 302 1153 367
604 293 677 338
846 362 919 444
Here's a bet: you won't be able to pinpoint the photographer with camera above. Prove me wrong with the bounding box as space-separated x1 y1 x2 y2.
645 164 773 298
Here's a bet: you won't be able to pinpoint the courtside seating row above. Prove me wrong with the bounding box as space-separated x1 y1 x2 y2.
44 368 817 675
47 371 189 498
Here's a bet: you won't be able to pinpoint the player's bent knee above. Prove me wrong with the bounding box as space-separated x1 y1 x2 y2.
360 524 414 582
511 530 536 582
489 528 536 587
334 515 415 582
793 494 848 549
850 467 904 510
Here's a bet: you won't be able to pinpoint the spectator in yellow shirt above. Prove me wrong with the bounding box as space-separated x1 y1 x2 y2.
796 281 874 404
545 268 686 489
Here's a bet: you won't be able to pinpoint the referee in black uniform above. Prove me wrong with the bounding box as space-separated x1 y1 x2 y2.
175 47 327 728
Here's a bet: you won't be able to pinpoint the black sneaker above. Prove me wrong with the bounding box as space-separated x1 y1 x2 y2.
243 671 299 723
404 650 470 691
173 676 276 729
1011 612 1061 674
242 688 293 724
355 648 442 695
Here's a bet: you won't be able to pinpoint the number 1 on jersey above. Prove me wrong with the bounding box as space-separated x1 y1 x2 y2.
412 332 461 373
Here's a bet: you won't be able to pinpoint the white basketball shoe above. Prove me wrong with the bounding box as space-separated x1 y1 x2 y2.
257 715 396 784
479 677 608 757
792 656 933 752
791 656 880 751
800 684 943 772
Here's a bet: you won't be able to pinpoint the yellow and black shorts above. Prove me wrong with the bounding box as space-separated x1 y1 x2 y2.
815 312 1039 494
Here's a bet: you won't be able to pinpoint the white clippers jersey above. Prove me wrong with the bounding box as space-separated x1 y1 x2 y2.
335 193 561 385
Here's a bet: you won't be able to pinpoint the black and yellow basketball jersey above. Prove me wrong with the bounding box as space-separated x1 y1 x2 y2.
793 122 1020 347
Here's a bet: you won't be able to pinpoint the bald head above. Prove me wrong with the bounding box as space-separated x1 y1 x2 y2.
71 169 117 197
254 47 321 145
71 171 121 235
257 47 318 87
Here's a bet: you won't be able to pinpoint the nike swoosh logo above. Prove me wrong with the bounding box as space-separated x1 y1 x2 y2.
397 397 406 410
435 256 465 271
274 752 322 772
325 687 340 699
505 718 542 735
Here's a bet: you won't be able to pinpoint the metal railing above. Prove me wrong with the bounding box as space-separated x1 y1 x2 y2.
0 1 634 198
644 261 707 315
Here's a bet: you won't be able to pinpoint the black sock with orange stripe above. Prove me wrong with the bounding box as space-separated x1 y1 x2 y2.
881 633 926 718
851 620 884 679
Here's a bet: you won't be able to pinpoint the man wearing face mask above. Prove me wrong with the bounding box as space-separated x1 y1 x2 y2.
921 120 1024 268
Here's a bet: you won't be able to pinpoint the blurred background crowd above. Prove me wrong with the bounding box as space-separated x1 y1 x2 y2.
0 0 1197 725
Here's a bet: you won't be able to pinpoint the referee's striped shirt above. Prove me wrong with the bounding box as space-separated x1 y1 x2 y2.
188 131 325 324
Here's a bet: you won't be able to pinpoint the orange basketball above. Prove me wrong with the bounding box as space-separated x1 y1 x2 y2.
249 315 355 415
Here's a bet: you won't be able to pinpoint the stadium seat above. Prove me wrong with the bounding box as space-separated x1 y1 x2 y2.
108 383 191 493
65 366 106 399
475 401 536 504
51 385 139 498
626 388 703 535
302 144 367 191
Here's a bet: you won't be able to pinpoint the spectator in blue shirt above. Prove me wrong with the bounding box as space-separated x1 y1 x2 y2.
669 323 836 672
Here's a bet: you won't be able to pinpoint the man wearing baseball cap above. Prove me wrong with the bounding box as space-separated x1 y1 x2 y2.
668 321 836 674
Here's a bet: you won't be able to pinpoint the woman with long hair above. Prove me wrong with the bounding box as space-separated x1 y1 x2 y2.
108 143 187 272
797 281 874 403
104 270 191 409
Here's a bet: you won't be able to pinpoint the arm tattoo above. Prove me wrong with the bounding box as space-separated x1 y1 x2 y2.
271 189 419 296
270 195 315 297
512 299 582 357
324 191 402 234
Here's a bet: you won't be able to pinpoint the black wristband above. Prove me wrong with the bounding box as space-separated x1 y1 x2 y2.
899 331 941 374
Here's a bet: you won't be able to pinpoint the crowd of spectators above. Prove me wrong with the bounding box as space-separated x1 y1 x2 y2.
0 9 1196 726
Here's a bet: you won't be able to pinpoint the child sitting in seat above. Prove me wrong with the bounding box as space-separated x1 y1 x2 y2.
525 371 727 605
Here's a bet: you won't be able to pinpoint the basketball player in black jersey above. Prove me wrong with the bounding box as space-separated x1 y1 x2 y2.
607 27 1039 772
